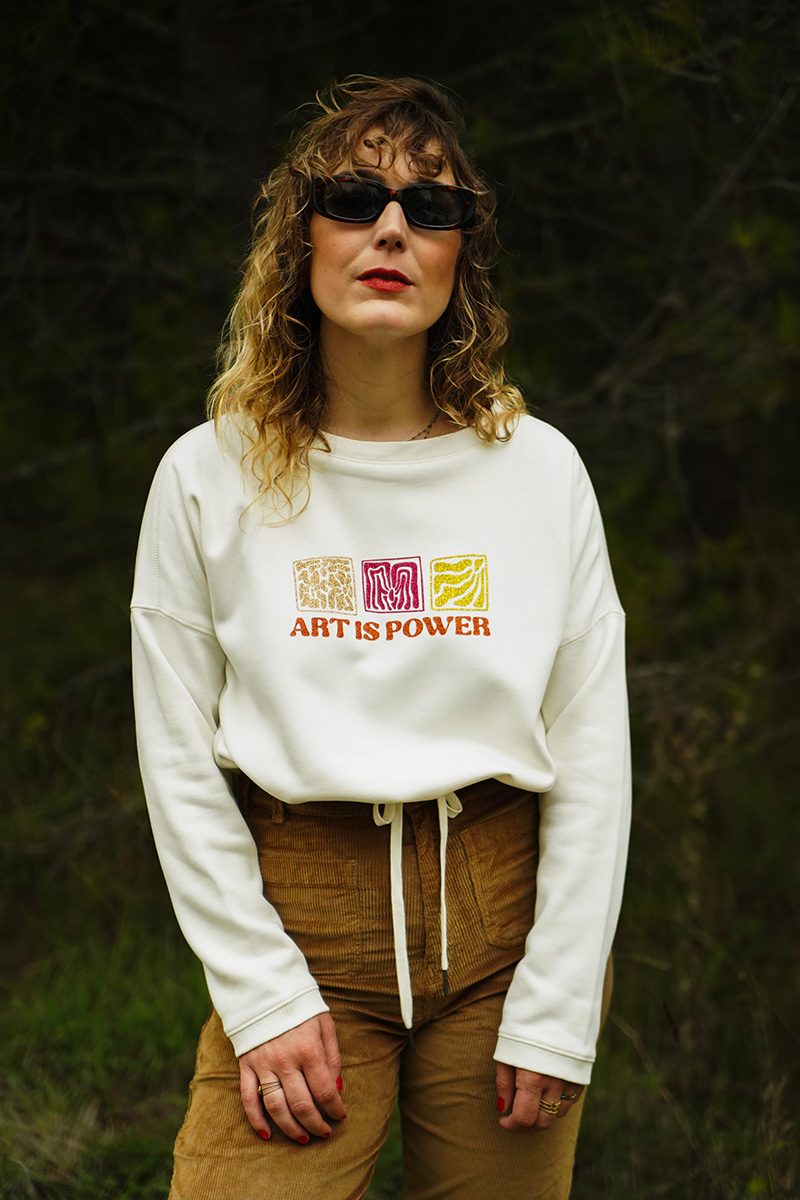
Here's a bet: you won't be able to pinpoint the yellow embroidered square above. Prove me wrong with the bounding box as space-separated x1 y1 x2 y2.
430 555 489 611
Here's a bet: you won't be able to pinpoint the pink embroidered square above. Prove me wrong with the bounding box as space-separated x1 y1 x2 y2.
362 557 424 612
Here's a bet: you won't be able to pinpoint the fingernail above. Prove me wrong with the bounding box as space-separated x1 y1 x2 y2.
298 1135 309 1145
258 1129 269 1141
497 1097 505 1112
336 1075 343 1092
323 1131 331 1139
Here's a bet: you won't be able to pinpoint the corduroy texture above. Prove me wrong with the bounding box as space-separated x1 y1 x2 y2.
169 779 611 1200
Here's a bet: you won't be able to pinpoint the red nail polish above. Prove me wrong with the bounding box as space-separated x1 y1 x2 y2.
258 1129 269 1140
497 1097 505 1112
336 1075 343 1092
298 1135 309 1145
323 1131 331 1139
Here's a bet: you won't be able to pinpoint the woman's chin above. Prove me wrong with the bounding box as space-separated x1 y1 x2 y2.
321 314 430 348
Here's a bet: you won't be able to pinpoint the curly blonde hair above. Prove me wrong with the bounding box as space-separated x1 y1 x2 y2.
208 74 525 513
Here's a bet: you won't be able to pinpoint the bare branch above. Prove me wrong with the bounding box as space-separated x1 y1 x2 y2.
490 105 621 149
687 81 800 234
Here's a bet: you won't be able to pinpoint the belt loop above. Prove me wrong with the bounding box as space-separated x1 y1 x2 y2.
271 795 285 824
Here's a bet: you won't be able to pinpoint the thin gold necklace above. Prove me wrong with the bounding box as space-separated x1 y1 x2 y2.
408 411 439 441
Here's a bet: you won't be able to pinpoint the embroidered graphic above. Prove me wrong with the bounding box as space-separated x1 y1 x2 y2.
430 555 489 610
293 557 357 614
362 557 423 612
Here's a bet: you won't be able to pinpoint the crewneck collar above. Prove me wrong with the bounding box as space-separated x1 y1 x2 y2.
316 425 480 464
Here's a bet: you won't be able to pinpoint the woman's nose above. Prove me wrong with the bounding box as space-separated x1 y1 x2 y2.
372 200 408 248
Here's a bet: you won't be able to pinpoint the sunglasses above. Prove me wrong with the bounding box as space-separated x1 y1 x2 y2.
311 174 477 231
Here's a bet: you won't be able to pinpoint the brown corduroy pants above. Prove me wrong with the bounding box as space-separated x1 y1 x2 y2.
169 779 611 1200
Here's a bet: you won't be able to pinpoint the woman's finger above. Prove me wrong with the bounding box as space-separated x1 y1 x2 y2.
319 1013 345 1101
533 1081 565 1130
495 1061 515 1117
275 1023 345 1130
239 1064 272 1141
259 1072 318 1142
301 1054 347 1124
501 1072 543 1131
554 1083 584 1119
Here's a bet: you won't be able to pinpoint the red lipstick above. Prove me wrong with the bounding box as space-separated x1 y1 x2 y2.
357 268 412 292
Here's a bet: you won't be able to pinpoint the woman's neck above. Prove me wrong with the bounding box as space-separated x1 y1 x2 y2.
319 326 448 442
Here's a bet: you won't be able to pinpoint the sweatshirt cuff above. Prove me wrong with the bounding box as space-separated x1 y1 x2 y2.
227 987 330 1057
493 1034 594 1086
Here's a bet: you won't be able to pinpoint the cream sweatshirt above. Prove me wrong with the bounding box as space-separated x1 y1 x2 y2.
131 413 630 1085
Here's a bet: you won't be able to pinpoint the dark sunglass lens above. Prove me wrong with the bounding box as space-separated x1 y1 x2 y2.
323 179 381 221
406 186 467 228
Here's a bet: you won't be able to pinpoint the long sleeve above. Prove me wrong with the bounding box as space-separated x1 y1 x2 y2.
131 441 328 1056
493 454 631 1085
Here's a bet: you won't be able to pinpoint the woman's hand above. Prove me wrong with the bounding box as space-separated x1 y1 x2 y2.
239 1013 346 1143
495 1062 584 1132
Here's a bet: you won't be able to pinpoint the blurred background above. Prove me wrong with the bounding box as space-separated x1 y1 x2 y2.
1 2 797 1197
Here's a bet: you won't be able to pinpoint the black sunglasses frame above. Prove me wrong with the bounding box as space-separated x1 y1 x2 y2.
311 174 477 231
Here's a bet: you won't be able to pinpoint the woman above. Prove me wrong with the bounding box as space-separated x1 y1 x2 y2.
132 75 630 1200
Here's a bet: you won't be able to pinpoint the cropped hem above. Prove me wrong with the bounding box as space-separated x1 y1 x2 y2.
226 987 329 1056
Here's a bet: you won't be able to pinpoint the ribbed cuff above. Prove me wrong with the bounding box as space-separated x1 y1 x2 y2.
493 1034 594 1086
227 987 329 1057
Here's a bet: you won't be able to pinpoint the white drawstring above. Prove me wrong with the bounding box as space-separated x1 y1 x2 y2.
437 791 462 994
372 792 462 1029
372 802 411 1027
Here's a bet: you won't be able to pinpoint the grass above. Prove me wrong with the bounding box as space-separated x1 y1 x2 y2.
0 900 207 1198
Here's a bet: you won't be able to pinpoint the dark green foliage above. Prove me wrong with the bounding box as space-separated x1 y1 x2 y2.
2 2 797 1197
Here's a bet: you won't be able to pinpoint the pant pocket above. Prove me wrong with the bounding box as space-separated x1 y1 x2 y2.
258 851 363 979
457 791 539 950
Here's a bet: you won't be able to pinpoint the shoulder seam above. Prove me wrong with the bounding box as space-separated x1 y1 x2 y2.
558 609 625 651
131 603 217 640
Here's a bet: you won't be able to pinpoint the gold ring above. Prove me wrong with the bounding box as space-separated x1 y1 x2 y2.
538 1097 561 1115
258 1080 284 1098
560 1091 578 1102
